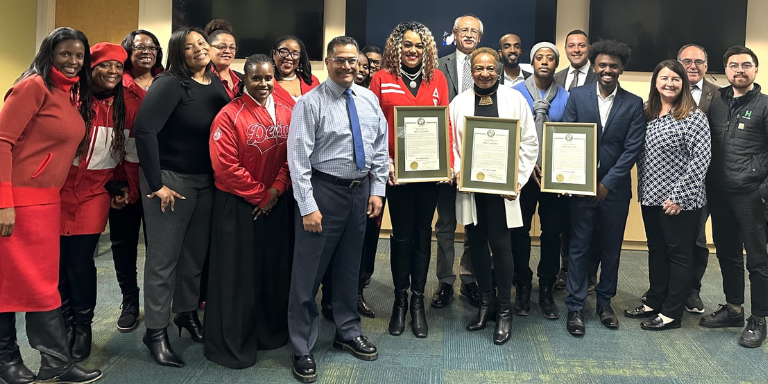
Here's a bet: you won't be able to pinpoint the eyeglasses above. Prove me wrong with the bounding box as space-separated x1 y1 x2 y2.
727 62 755 71
456 27 481 36
276 48 301 59
680 59 706 67
329 57 358 66
133 45 158 53
212 45 237 52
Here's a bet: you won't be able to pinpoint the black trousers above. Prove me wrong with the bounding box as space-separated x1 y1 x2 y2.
708 187 768 317
59 234 101 311
511 179 567 288
108 201 145 295
387 183 440 241
690 205 711 292
287 177 369 356
642 206 700 320
465 194 514 303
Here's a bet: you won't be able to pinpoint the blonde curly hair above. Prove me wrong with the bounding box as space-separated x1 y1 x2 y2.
381 21 439 82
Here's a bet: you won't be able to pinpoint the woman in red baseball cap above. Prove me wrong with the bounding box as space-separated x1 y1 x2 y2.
0 27 102 384
57 42 141 362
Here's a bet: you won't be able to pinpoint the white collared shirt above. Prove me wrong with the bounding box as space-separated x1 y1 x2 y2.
565 61 591 88
456 49 470 92
503 70 526 87
691 79 704 105
597 83 618 130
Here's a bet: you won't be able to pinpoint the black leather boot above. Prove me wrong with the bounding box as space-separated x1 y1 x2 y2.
539 285 559 320
512 285 531 316
466 292 496 331
173 310 204 342
71 307 94 362
0 313 35 384
409 229 431 338
389 235 412 336
26 309 102 383
143 328 185 367
494 299 513 345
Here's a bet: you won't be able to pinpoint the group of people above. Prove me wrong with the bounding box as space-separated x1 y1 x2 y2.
0 11 767 384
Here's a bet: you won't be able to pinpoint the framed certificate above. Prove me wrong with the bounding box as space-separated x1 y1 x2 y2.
393 106 452 183
540 122 598 195
458 116 520 195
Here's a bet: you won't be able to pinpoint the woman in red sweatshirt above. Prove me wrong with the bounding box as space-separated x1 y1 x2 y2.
0 27 102 384
369 21 452 339
106 29 164 334
58 42 140 363
204 53 293 369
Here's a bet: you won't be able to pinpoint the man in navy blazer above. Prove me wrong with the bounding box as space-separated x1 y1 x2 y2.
562 40 646 336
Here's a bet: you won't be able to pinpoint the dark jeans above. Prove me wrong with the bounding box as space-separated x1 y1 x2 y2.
708 187 768 317
59 234 101 311
465 193 514 303
511 179 567 288
642 206 700 320
108 201 145 295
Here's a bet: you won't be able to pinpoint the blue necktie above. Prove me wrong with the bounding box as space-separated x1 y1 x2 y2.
344 88 366 171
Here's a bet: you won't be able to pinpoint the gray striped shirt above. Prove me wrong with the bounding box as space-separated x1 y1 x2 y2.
288 80 389 215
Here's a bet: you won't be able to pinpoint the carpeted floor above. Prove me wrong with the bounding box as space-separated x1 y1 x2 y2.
12 234 768 384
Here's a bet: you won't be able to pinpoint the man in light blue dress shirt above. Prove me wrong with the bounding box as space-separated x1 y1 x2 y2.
287 36 388 383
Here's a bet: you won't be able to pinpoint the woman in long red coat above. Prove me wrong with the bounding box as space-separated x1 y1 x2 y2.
0 27 102 384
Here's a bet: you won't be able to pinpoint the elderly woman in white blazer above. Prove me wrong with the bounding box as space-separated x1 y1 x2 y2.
450 47 538 345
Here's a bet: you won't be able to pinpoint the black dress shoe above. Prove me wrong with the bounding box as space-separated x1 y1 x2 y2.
143 328 185 368
321 302 334 322
333 335 378 361
357 293 375 318
431 283 454 308
36 363 102 384
466 292 495 331
597 305 619 329
513 285 531 316
539 286 559 320
641 315 681 331
173 310 203 343
554 270 567 290
460 282 481 308
292 355 317 383
700 304 745 328
566 310 585 336
739 316 767 348
493 301 512 345
624 305 659 319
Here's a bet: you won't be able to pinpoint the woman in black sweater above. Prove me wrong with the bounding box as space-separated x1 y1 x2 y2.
134 27 229 367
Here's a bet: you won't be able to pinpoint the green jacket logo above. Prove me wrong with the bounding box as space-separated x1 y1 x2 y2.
745 110 753 118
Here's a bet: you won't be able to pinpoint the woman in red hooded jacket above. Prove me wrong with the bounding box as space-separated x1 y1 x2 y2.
0 27 102 384
58 42 141 362
204 54 293 369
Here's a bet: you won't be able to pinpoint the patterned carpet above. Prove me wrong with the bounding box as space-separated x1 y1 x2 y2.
12 234 768 384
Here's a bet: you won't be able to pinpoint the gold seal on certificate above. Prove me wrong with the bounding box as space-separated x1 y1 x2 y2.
556 174 564 182
477 172 485 180
410 161 419 170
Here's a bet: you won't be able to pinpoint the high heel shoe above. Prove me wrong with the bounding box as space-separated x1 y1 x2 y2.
173 311 203 342
143 328 185 367
466 292 495 331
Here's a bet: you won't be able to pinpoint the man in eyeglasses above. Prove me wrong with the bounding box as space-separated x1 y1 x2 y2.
701 45 768 349
431 13 484 310
287 36 388 382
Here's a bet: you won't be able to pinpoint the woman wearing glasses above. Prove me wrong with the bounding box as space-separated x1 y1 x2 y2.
205 19 242 100
271 35 318 103
369 21 451 338
105 29 164 334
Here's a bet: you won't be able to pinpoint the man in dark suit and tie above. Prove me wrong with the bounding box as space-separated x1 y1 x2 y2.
554 30 597 91
562 40 646 336
553 29 599 292
431 14 483 308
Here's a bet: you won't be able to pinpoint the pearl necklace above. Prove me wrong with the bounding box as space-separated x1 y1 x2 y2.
400 68 422 89
281 74 297 81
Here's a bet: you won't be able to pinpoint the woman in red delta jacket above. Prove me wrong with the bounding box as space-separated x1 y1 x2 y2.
0 27 102 384
204 54 292 369
108 29 164 333
369 21 452 339
58 43 140 362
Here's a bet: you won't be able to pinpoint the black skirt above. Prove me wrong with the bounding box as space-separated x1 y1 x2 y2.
203 188 292 369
